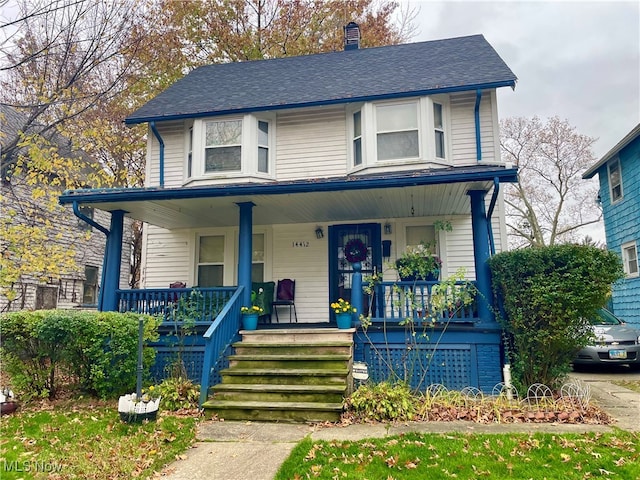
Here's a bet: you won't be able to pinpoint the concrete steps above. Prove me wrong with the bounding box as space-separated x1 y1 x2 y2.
202 328 354 423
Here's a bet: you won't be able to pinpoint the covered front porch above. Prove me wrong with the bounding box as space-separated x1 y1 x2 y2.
60 166 517 404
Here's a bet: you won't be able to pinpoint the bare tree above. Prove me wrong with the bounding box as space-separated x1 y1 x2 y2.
500 116 601 248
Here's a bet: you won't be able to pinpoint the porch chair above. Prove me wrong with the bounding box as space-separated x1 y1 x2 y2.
272 279 298 323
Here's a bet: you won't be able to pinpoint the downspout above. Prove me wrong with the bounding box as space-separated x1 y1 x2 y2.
150 121 165 188
486 177 500 255
73 201 110 309
474 89 482 162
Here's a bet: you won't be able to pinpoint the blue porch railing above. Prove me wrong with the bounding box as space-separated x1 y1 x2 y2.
199 286 244 405
367 281 479 323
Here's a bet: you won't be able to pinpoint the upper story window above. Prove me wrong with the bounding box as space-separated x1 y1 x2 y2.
608 157 623 203
187 115 274 181
205 120 242 172
348 97 449 169
376 102 419 161
353 111 362 166
622 241 638 277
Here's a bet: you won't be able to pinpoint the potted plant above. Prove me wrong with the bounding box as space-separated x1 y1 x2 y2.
395 242 442 282
240 288 265 330
331 298 356 329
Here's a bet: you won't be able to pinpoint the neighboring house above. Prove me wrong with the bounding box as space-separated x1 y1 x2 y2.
583 123 640 328
0 104 129 312
59 30 518 400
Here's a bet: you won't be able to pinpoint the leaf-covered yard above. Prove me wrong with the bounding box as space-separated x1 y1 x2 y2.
0 401 197 479
276 431 640 479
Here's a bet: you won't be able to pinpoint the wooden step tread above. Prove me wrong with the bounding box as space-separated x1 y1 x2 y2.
228 354 351 361
212 383 346 393
202 400 343 411
232 341 353 348
221 368 348 376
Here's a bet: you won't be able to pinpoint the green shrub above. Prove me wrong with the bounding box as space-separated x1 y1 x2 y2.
489 244 624 390
0 310 159 400
154 376 200 411
345 382 415 421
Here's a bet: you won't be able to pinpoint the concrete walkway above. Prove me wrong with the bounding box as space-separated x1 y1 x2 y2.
159 374 639 480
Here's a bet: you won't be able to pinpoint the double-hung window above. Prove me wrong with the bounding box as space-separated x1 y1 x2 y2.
353 111 362 166
376 102 419 161
622 241 638 277
433 102 446 159
257 120 269 173
204 120 242 172
608 158 623 203
197 235 225 287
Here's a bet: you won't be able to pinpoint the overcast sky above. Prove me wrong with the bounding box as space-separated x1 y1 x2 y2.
406 0 640 159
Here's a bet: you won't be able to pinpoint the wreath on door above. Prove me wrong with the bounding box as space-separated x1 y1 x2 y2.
344 238 368 263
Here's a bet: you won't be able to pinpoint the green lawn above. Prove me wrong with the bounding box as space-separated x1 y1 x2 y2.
0 402 197 479
275 431 640 480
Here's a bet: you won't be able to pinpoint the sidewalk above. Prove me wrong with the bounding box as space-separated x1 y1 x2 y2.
159 379 639 480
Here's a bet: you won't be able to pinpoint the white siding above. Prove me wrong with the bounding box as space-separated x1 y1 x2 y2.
450 90 499 166
140 225 191 288
276 107 347 180
147 121 185 188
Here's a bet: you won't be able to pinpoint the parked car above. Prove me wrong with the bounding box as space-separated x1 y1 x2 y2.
573 309 640 369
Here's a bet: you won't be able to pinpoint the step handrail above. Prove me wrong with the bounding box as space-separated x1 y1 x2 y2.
199 286 244 406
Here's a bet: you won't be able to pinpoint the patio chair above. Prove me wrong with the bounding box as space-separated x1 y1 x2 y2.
272 279 298 323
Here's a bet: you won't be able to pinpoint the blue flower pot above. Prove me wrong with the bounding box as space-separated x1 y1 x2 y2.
242 313 259 330
336 313 353 329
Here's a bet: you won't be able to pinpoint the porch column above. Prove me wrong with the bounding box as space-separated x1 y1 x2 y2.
101 210 125 312
237 202 254 309
468 191 494 323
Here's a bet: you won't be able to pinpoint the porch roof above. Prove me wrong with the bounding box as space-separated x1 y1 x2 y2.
59 165 518 229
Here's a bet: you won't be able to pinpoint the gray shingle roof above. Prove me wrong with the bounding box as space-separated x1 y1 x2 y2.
126 34 517 125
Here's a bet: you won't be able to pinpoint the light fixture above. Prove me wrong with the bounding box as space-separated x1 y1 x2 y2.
384 222 392 235
315 226 324 239
411 194 415 216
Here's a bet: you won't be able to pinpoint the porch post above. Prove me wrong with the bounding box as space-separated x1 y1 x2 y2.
351 261 363 326
468 191 494 323
101 210 125 312
237 202 254 310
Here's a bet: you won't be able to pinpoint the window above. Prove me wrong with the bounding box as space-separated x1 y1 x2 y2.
622 242 638 277
187 127 193 178
252 233 265 282
376 102 419 161
434 102 445 159
35 286 58 310
77 206 94 231
257 121 269 173
405 225 436 252
83 265 99 305
197 235 225 286
608 158 623 202
353 111 362 166
204 120 242 172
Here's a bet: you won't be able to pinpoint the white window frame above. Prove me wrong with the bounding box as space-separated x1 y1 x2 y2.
608 157 623 203
622 241 638 277
347 96 451 169
195 234 227 287
374 99 421 162
186 114 275 181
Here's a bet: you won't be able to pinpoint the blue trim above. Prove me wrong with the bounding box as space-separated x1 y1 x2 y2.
124 82 515 125
72 201 110 235
102 210 125 311
486 177 500 255
60 167 519 205
474 89 482 161
237 202 254 310
150 121 165 188
469 191 494 323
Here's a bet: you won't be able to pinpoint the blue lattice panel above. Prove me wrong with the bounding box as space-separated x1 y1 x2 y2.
362 343 473 391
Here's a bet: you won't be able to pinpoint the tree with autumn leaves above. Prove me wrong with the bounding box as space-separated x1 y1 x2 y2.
0 0 412 305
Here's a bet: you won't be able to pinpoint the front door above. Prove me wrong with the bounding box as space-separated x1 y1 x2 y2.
328 223 382 322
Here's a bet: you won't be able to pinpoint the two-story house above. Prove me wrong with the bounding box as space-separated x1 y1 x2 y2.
1 104 130 312
583 123 640 328
60 29 518 420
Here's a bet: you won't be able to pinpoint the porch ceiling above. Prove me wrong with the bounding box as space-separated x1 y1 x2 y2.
77 180 497 229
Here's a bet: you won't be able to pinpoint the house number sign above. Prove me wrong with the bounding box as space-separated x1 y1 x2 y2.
292 241 310 247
